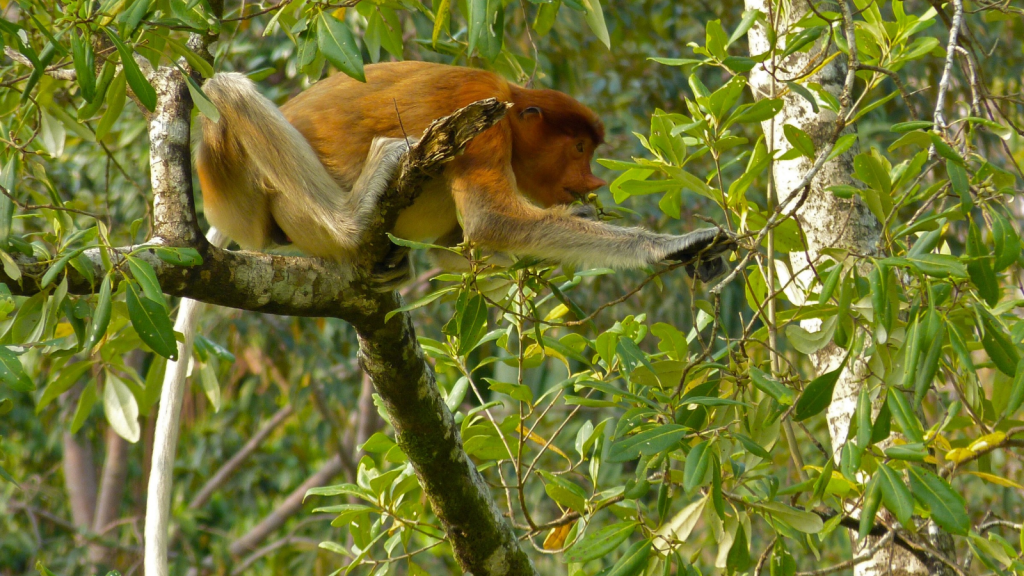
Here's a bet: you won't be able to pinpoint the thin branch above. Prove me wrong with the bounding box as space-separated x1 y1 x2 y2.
4 46 77 80
933 0 965 134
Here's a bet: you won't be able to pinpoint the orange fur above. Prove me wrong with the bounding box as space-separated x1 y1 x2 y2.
196 62 735 282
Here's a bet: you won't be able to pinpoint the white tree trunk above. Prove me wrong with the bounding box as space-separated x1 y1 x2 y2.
743 0 926 573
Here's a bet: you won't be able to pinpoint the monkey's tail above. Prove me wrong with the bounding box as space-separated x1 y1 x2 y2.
195 73 356 255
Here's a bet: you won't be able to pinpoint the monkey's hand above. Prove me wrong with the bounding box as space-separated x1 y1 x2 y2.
567 203 599 220
663 228 737 283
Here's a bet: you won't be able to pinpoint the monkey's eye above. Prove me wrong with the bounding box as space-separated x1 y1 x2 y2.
575 141 585 153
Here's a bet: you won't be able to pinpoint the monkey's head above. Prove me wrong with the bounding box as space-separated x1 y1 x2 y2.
508 87 606 207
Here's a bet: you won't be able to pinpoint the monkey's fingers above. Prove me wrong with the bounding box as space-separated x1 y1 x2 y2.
665 227 737 262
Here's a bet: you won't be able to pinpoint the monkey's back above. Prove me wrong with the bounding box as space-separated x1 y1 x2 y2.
282 62 513 189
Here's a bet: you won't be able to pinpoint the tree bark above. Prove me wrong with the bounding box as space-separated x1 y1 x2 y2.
356 308 537 575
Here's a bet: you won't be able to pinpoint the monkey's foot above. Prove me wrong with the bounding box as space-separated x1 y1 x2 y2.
371 246 413 292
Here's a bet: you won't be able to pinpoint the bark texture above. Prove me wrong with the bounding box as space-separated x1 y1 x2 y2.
356 306 535 576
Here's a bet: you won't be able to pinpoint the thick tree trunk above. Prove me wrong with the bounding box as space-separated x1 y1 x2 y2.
743 0 930 574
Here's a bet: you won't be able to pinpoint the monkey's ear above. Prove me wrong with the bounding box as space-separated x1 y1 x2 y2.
518 106 542 120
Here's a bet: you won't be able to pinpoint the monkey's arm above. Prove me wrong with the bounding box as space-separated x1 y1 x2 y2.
453 169 735 281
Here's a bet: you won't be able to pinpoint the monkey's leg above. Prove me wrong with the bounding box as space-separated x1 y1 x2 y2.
349 137 418 289
345 137 415 230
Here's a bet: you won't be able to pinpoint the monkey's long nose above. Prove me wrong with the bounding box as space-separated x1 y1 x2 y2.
585 174 606 192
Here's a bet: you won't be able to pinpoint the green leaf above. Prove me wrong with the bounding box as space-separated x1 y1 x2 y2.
104 371 141 442
606 539 652 576
826 133 857 162
40 248 85 289
930 133 964 165
859 476 882 539
705 20 728 59
1005 358 1024 417
95 71 126 141
770 541 797 576
564 521 636 562
102 28 156 112
887 390 924 443
432 0 452 44
948 160 972 212
71 31 96 102
37 361 93 411
888 130 932 152
607 424 687 463
991 211 1021 272
317 12 365 82
947 323 976 372
152 246 203 266
907 466 969 535
467 0 505 61
0 346 33 392
683 440 712 492
199 361 220 411
884 442 928 462
914 309 946 407
184 73 221 123
733 433 771 459
876 463 914 526
126 256 165 308
732 98 783 124
456 293 488 355
538 470 587 513
121 0 153 37
891 121 933 132
904 254 969 279
785 315 838 354
485 379 533 404
727 524 751 572
165 36 214 78
965 219 998 306
749 367 795 405
85 274 113 351
70 382 98 433
783 124 815 158
579 0 610 49
794 361 845 421
853 152 892 197
964 116 1013 140
126 282 179 360
977 305 1020 377
756 501 824 533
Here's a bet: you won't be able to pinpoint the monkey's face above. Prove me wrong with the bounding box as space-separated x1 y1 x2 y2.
513 132 606 207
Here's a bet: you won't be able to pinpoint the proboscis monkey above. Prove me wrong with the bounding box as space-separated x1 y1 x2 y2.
195 61 734 287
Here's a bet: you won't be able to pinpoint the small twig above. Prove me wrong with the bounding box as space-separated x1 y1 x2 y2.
933 0 965 134
4 46 77 80
856 64 919 117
